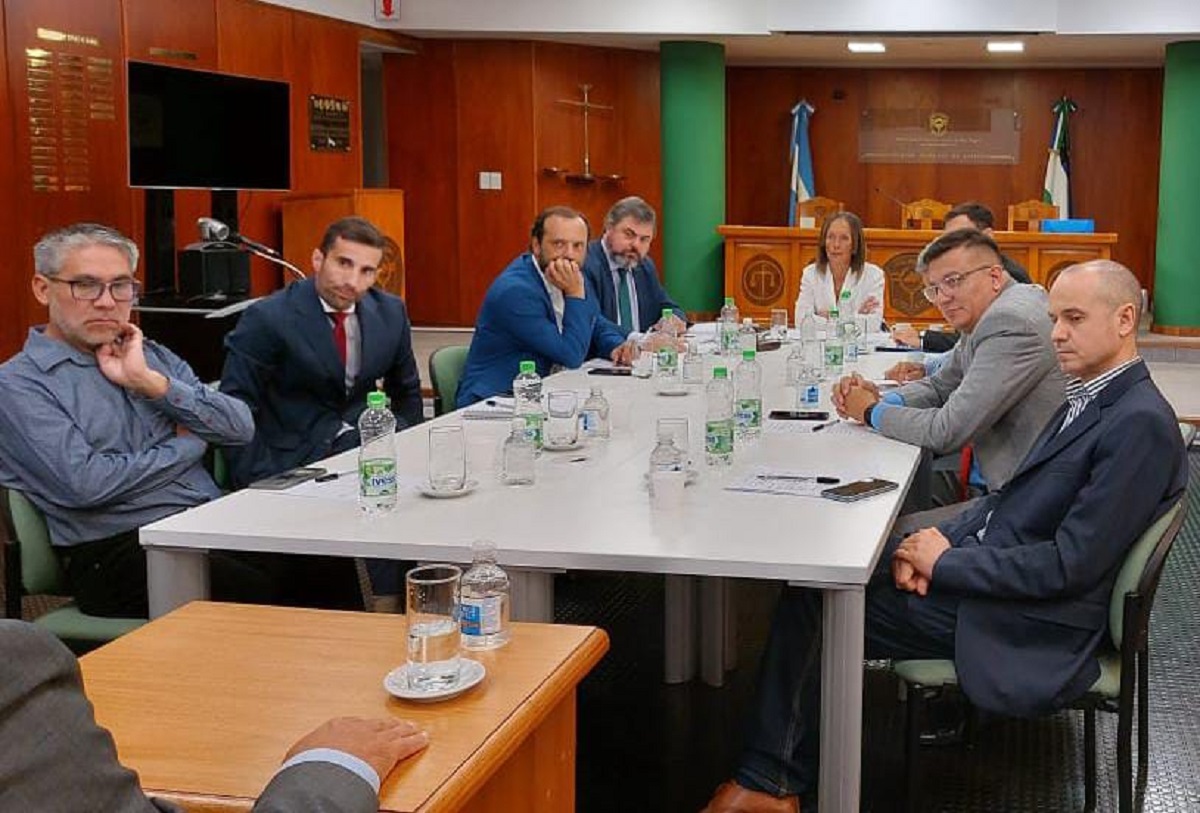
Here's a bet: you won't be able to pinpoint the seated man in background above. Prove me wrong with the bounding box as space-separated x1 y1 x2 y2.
456 206 631 407
221 216 423 490
221 216 423 610
704 259 1188 813
0 619 429 812
583 196 686 343
890 201 1033 366
0 224 267 618
834 228 1066 504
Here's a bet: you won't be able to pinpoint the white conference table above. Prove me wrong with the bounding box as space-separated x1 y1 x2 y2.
141 340 922 813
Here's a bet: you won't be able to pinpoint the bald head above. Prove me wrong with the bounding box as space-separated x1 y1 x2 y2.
1048 260 1142 381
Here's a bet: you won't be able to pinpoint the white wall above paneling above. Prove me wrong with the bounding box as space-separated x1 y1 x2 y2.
1056 0 1200 35
764 0 1058 34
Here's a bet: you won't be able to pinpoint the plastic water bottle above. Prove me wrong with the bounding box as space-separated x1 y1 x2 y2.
648 424 685 492
513 360 544 452
796 358 821 407
500 417 535 485
655 308 681 392
459 539 511 650
705 367 735 466
358 390 397 514
580 386 611 439
838 290 859 364
785 342 803 386
719 296 740 355
682 337 705 384
824 308 844 377
738 318 757 353
734 349 762 440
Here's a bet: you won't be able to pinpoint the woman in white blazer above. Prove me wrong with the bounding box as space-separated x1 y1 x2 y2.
794 212 885 325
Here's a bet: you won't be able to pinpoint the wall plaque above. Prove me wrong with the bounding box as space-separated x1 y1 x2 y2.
309 95 351 152
25 46 114 192
859 108 1020 165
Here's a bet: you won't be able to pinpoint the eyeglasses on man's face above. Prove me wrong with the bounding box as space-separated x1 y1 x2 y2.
45 276 141 302
921 263 995 303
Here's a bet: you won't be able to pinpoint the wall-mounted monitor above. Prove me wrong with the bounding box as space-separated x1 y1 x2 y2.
128 61 291 191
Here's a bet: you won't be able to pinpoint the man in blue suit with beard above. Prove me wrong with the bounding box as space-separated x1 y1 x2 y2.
456 206 630 407
703 259 1189 813
583 196 685 341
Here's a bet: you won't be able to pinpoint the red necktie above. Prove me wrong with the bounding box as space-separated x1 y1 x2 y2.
331 311 348 366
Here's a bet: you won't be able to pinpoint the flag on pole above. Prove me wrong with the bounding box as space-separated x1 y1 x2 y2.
1042 96 1077 218
788 100 816 226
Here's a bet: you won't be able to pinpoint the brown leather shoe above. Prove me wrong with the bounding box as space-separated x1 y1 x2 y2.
700 781 800 813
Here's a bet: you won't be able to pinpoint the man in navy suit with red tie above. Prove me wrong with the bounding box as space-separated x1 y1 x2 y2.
703 259 1188 813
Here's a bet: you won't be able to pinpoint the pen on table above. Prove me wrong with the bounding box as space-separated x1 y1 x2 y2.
810 420 837 432
755 474 840 484
315 470 354 483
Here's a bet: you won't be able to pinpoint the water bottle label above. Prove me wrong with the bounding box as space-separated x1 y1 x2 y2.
360 458 397 497
801 384 820 406
657 347 678 372
705 419 734 456
460 596 504 636
825 343 844 367
580 409 598 434
735 398 762 429
523 413 544 449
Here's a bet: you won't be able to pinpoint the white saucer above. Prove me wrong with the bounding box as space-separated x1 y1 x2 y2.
542 438 583 452
418 479 478 498
383 658 486 702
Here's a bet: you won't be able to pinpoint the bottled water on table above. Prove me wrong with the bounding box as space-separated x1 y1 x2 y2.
785 342 803 386
500 417 535 485
838 289 859 364
705 367 735 466
648 423 686 494
824 309 844 378
513 359 544 452
682 338 705 384
738 318 758 353
358 390 397 515
579 386 611 439
655 308 682 392
734 349 762 440
719 296 740 355
459 540 511 650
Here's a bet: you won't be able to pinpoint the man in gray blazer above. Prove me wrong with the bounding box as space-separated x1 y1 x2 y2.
0 620 428 812
834 228 1066 498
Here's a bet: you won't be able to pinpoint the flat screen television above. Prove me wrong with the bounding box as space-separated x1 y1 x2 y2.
128 61 291 191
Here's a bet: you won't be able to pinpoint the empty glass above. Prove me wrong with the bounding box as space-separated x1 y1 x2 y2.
545 390 579 447
770 308 789 342
428 425 467 491
406 564 462 691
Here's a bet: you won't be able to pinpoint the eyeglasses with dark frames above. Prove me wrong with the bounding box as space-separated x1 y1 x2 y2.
45 277 141 302
921 263 995 303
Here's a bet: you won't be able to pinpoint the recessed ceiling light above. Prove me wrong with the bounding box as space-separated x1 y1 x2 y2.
847 42 886 54
987 41 1025 53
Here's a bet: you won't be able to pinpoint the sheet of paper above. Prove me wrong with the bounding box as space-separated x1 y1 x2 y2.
763 419 860 436
724 466 830 498
275 473 426 503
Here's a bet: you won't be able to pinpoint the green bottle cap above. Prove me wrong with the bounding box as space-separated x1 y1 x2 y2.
366 391 387 409
662 307 674 318
519 360 536 374
742 349 756 361
724 296 735 305
713 367 728 379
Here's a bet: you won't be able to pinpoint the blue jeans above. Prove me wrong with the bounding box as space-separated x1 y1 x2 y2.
734 528 962 802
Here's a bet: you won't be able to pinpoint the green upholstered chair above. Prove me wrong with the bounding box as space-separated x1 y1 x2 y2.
893 499 1187 813
2 488 145 653
429 344 470 416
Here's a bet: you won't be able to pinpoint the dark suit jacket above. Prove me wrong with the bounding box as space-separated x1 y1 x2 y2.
581 239 684 337
456 253 625 407
220 279 423 489
0 621 378 813
931 361 1187 716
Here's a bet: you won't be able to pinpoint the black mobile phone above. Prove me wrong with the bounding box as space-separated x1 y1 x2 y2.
768 409 830 421
249 466 327 490
820 478 899 502
588 367 633 376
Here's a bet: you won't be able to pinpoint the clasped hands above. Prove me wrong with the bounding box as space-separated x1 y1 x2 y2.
831 372 881 424
891 528 950 596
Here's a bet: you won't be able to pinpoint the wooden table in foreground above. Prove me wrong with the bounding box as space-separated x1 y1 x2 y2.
79 602 608 813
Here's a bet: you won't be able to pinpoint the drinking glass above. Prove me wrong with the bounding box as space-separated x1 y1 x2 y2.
770 308 789 341
545 390 579 447
428 425 467 491
406 564 462 691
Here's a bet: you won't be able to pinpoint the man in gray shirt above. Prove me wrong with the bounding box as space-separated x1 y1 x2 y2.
0 224 259 618
834 228 1066 501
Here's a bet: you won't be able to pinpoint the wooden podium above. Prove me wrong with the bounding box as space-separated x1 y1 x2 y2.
282 189 406 297
718 225 1117 326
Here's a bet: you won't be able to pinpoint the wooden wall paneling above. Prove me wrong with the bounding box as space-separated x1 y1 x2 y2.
5 0 134 351
453 40 537 324
0 4 20 358
862 69 940 229
383 41 460 325
216 0 293 294
290 12 362 194
122 0 217 68
614 48 663 274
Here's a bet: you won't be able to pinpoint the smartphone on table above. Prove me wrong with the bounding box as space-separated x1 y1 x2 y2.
820 478 898 502
249 467 326 490
588 367 633 376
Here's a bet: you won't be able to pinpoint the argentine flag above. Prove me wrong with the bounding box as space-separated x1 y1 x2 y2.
788 100 816 226
1042 97 1077 218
